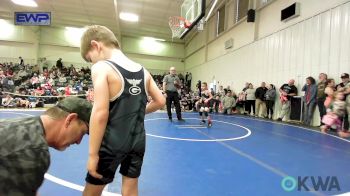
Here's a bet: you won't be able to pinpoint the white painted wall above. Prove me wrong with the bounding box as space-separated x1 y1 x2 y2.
121 36 185 59
122 36 185 73
207 21 255 61
0 19 38 63
38 26 89 68
185 0 350 125
257 0 350 39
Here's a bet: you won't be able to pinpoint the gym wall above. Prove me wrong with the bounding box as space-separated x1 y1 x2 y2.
184 0 350 125
185 0 350 92
0 21 185 72
121 36 185 73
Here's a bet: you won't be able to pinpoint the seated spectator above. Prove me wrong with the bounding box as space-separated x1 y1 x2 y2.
0 69 5 78
65 85 72 96
0 88 3 106
31 73 40 87
211 95 221 113
43 68 49 78
7 77 15 91
86 88 94 103
39 73 46 84
32 64 40 73
35 86 45 96
2 94 16 107
58 74 67 84
221 90 236 115
235 91 246 114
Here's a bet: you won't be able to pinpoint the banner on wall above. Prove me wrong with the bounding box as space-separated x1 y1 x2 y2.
14 12 51 26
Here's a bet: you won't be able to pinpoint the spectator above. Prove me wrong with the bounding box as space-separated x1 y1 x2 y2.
2 94 15 107
324 79 336 108
336 73 349 91
265 84 276 119
17 66 28 81
338 73 350 131
187 72 192 90
59 74 67 84
321 91 346 134
245 83 256 116
217 85 225 99
32 64 40 73
255 82 267 118
277 79 298 121
31 73 39 87
242 82 249 92
339 87 350 137
221 90 236 115
56 58 63 70
302 76 317 125
0 88 3 106
317 73 328 123
212 95 221 113
19 56 24 66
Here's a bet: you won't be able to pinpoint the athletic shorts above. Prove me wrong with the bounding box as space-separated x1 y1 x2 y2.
85 139 145 185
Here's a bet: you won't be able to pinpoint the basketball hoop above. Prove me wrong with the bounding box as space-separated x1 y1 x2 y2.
169 16 191 39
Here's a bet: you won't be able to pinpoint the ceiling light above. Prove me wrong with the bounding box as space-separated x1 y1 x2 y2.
144 37 165 42
119 12 139 22
11 0 38 7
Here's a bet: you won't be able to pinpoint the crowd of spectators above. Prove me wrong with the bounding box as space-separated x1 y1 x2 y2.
202 73 350 138
1 58 349 138
0 57 93 108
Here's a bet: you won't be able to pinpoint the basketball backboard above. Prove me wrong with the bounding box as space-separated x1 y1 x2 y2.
178 0 205 39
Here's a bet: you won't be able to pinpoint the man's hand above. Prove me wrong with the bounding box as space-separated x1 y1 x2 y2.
87 154 103 179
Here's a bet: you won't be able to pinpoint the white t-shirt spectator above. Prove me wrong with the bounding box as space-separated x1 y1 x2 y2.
246 88 256 100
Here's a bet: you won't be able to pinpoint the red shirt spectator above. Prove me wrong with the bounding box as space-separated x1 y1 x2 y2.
65 86 71 96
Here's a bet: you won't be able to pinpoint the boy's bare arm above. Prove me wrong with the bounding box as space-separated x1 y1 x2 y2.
87 64 110 178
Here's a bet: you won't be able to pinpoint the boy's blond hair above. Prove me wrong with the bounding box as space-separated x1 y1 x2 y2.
80 25 120 62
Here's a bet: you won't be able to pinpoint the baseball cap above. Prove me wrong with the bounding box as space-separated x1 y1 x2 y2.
56 97 93 124
341 73 349 79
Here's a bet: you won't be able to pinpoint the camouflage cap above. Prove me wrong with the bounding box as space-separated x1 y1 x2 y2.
56 97 93 124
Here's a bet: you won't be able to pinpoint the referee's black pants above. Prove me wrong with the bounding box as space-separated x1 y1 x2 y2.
166 91 182 120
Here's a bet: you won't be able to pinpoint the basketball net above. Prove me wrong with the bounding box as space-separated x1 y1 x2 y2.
169 16 191 40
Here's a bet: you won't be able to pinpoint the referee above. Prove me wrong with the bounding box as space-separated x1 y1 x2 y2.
163 67 184 121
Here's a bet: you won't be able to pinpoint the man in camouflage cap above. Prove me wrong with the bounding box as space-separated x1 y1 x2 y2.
0 97 93 196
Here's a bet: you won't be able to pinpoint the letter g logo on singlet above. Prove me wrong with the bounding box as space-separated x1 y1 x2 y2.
126 78 142 95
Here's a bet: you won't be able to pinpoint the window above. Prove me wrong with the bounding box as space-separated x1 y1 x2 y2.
235 0 248 23
217 5 225 36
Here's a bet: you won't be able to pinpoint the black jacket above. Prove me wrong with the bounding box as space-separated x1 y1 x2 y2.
255 87 267 100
